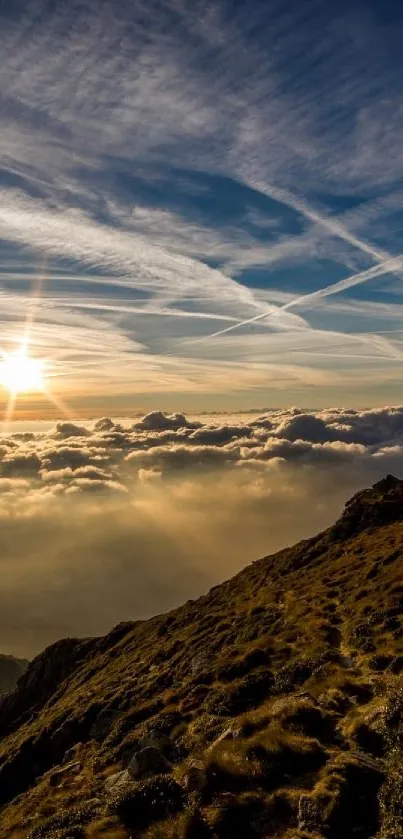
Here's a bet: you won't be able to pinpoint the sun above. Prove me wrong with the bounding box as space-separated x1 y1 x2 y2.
0 347 46 394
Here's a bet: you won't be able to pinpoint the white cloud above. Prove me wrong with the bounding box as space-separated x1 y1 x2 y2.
0 406 402 656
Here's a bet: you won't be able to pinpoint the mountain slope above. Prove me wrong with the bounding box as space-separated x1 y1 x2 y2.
0 656 28 697
0 476 402 839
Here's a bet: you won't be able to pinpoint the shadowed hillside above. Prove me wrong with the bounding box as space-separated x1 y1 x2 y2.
0 657 28 697
0 476 402 839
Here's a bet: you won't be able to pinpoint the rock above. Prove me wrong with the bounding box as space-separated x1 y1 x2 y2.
90 709 120 742
294 690 317 701
105 769 132 797
128 746 172 779
207 727 240 751
183 760 207 793
85 796 102 807
333 475 403 539
191 654 209 675
138 729 170 752
62 743 82 764
48 760 81 787
49 717 83 754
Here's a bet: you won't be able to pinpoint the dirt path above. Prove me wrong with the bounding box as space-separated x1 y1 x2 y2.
328 602 356 671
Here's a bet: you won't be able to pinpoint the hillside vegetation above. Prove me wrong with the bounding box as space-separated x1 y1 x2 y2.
0 475 402 839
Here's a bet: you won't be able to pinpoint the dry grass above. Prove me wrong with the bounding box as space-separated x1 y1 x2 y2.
0 477 401 838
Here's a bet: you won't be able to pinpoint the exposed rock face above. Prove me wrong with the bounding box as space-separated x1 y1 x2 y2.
0 637 96 738
0 476 401 838
104 769 132 797
333 474 403 538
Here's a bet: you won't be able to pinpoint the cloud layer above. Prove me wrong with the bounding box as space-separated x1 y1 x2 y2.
1 406 403 657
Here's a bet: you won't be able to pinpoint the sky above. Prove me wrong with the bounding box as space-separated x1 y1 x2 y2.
1 0 403 417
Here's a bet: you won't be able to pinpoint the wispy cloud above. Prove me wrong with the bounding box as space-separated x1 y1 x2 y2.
1 0 403 409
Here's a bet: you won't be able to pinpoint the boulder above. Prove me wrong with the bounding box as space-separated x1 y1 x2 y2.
183 760 207 793
138 729 171 753
48 760 81 788
105 769 132 797
62 743 82 764
90 709 120 742
128 746 172 779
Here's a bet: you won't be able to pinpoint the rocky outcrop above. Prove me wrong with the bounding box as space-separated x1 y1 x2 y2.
333 474 403 538
0 637 96 737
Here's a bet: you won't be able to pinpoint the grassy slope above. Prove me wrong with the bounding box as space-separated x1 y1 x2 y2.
0 477 402 839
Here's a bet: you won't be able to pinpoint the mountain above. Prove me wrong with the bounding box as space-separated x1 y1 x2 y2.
0 655 28 696
0 476 402 839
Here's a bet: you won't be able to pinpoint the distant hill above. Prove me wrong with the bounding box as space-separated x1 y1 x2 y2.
0 655 28 696
0 476 402 838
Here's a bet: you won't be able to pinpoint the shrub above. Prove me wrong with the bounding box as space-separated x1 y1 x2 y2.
378 679 403 838
216 648 270 681
108 775 185 830
278 700 337 744
300 755 384 839
27 803 99 839
207 799 256 839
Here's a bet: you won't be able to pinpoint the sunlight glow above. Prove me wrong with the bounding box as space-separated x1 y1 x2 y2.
0 347 46 395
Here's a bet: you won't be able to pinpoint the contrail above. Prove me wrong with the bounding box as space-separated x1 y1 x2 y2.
191 176 403 345
246 181 391 265
191 255 403 344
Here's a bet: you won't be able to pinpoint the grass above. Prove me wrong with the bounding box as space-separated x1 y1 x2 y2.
0 477 402 837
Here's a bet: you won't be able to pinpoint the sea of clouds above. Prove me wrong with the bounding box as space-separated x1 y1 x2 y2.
1 405 403 657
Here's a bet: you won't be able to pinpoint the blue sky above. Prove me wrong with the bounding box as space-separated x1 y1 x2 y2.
1 0 403 415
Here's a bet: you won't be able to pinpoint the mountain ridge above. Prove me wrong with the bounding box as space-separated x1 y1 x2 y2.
0 476 402 838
